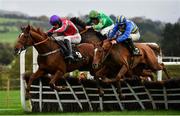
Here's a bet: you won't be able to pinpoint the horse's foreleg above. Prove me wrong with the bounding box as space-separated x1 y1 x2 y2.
94 77 104 97
95 66 109 97
116 65 128 98
161 63 171 79
49 70 65 91
26 69 45 98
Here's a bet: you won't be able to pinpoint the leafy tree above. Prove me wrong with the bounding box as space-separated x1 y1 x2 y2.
8 48 33 80
161 23 180 56
0 43 14 65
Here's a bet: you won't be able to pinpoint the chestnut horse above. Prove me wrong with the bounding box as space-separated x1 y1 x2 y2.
14 25 99 98
92 39 171 96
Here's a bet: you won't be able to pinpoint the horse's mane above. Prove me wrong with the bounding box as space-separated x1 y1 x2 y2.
30 25 47 38
70 17 86 29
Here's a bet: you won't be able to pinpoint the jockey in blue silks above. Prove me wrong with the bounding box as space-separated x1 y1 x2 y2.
108 15 141 56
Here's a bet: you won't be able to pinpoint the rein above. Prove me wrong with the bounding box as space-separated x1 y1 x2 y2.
38 48 61 56
80 29 88 34
29 32 60 57
34 38 49 46
29 32 49 46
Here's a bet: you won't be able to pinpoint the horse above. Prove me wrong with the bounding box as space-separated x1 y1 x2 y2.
92 39 171 97
14 25 100 98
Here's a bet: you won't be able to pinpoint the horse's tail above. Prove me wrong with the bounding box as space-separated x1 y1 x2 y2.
145 43 161 56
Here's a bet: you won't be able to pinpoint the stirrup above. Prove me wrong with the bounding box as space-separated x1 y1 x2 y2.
133 48 141 56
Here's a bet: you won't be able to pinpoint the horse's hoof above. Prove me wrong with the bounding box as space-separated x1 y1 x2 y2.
25 93 31 100
58 86 68 91
99 91 104 97
119 94 125 99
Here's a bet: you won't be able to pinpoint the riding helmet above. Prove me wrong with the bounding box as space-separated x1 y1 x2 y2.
49 15 62 26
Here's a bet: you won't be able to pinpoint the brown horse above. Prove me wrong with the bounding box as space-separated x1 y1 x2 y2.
14 25 99 98
92 39 171 96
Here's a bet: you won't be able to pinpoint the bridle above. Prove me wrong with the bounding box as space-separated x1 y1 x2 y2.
101 45 113 64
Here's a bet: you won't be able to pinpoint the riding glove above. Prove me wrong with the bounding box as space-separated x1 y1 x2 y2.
47 32 53 37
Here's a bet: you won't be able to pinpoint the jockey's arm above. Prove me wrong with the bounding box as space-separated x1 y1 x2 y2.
53 20 69 33
47 27 55 33
92 19 105 31
108 24 119 39
86 18 92 25
116 23 133 43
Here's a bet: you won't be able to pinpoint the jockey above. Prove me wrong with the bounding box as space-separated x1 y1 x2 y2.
86 10 114 38
108 15 141 56
47 15 81 61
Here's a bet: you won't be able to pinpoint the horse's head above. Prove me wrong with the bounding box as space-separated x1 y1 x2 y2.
14 25 34 55
14 25 48 55
92 39 113 69
70 17 86 32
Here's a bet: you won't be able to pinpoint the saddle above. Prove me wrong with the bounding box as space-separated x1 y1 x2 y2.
72 45 84 62
57 40 84 62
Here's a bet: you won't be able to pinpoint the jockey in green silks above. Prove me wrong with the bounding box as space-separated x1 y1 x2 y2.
86 10 114 39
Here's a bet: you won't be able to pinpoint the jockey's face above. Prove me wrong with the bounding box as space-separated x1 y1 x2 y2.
118 24 126 31
53 23 61 29
91 18 99 25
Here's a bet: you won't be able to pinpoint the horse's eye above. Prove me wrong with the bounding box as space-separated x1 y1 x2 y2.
24 35 28 38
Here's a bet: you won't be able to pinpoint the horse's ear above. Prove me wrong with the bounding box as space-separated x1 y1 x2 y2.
94 41 102 47
37 27 41 34
21 26 25 32
25 25 31 33
98 41 103 46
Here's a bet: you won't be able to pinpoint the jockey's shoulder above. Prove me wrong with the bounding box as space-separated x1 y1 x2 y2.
61 17 70 21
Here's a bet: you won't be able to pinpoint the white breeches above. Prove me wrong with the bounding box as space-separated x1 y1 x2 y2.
55 33 81 44
129 31 140 41
100 24 114 36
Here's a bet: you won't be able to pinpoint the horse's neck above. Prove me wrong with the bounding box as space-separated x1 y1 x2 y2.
81 31 102 44
31 31 59 54
31 31 45 43
77 43 94 58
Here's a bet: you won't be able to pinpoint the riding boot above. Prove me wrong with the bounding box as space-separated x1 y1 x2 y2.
64 39 74 61
124 38 140 56
56 40 68 55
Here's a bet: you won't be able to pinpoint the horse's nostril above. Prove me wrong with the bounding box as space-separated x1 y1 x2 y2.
92 64 99 69
14 48 21 55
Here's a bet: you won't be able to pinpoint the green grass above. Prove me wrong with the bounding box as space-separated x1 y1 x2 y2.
0 17 28 24
0 17 47 44
0 109 180 115
0 90 21 109
166 65 180 77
